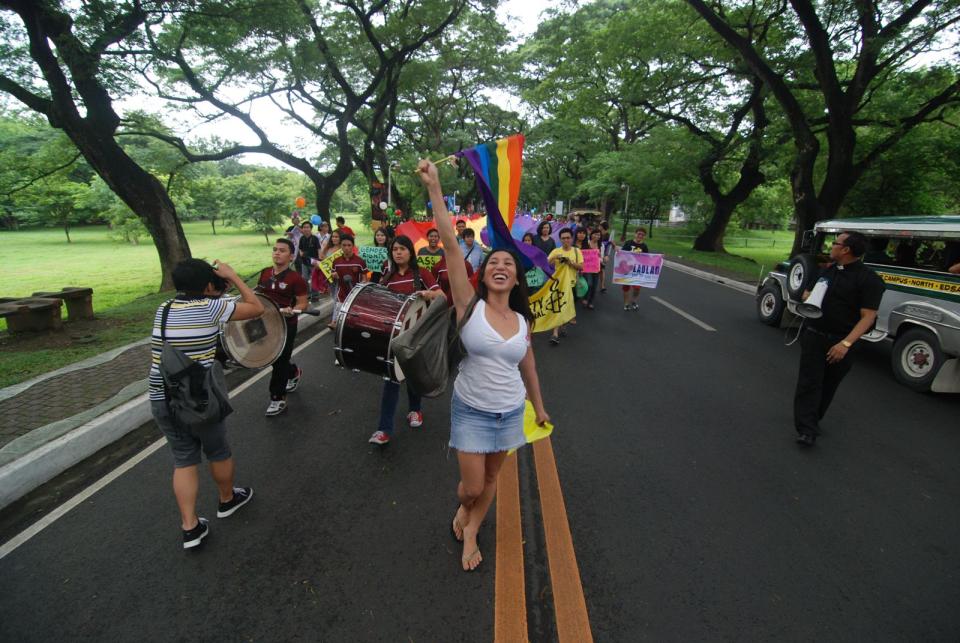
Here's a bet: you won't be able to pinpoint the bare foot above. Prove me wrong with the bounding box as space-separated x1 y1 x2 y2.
461 529 482 571
451 505 467 542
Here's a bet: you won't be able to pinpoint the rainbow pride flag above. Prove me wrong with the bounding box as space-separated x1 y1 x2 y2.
456 134 552 275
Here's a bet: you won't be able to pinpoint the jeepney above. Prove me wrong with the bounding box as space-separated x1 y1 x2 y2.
756 216 960 393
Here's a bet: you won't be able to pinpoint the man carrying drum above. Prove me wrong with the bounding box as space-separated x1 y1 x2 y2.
329 234 367 327
258 238 309 417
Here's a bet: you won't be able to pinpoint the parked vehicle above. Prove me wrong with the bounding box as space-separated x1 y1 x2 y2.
757 216 960 393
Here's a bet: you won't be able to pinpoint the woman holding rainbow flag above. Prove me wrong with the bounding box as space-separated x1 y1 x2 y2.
417 159 550 572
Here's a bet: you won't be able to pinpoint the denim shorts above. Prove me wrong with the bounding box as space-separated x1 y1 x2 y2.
449 392 526 454
151 401 231 468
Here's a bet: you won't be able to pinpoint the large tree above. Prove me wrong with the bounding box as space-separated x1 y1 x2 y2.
0 0 191 289
136 0 472 218
687 0 960 255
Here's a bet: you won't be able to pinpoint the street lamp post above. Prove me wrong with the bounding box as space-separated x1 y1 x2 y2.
620 183 630 244
387 163 394 208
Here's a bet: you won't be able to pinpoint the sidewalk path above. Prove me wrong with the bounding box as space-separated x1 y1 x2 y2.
0 344 151 448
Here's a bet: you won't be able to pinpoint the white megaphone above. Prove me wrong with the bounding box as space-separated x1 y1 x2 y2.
797 277 828 319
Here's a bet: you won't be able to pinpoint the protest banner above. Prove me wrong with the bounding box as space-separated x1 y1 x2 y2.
316 249 342 281
612 251 663 288
417 254 442 271
581 249 601 273
358 245 387 270
529 262 577 332
525 267 546 289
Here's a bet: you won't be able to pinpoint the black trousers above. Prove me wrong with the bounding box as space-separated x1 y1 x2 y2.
793 328 855 435
269 322 298 400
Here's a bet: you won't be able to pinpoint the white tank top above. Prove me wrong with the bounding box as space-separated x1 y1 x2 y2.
453 299 529 413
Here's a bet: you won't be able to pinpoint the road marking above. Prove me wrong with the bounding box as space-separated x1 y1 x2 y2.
494 455 528 643
533 438 593 643
0 329 331 561
651 296 717 332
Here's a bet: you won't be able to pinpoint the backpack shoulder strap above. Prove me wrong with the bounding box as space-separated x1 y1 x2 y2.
160 300 174 343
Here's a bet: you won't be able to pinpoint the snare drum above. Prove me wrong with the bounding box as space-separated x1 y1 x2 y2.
219 293 288 368
334 283 431 382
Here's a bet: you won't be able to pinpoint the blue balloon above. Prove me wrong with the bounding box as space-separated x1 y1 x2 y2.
310 214 322 225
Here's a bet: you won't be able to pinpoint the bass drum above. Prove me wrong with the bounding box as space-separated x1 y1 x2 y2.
334 283 431 383
219 293 287 368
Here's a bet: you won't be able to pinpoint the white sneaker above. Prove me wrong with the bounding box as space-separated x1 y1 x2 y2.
368 430 390 445
265 399 287 416
285 367 302 393
406 411 423 428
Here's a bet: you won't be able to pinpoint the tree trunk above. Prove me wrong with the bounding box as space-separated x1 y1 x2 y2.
64 223 71 243
74 134 191 290
693 199 737 252
210 217 216 235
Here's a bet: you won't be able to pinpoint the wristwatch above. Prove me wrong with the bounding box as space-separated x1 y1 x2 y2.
841 340 852 348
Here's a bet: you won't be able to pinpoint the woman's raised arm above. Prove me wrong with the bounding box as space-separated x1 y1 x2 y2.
417 159 474 315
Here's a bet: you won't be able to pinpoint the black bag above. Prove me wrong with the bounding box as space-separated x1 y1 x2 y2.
158 301 233 427
392 296 452 398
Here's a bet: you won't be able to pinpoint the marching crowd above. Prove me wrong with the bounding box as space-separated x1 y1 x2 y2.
148 164 654 568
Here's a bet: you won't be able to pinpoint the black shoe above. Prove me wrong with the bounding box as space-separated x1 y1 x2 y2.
217 487 254 518
549 336 560 345
796 433 816 447
183 517 209 549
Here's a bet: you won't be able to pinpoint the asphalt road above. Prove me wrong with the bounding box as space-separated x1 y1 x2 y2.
1 267 958 642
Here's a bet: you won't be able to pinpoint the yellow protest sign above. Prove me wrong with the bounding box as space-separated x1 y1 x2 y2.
529 262 577 333
417 254 442 271
316 249 342 281
509 400 554 455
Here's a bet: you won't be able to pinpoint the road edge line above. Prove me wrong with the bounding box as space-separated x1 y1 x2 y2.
495 454 528 642
532 437 593 643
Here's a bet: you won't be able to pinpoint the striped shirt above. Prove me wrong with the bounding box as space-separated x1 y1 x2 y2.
147 297 237 401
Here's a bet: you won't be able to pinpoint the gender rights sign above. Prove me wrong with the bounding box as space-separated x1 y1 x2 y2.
612 251 664 288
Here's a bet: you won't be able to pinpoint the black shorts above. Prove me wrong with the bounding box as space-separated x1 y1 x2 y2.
151 401 231 468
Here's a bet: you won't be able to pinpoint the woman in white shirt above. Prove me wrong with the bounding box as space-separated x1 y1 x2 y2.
417 159 550 572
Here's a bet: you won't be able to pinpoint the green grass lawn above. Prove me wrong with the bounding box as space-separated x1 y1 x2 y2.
0 213 369 387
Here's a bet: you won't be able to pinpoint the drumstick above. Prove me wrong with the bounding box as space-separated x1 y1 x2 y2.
291 309 323 316
414 154 458 173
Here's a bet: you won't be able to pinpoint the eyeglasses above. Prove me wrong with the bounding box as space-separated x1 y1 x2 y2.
831 241 847 247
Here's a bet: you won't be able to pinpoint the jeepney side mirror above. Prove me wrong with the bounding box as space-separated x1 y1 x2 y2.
800 230 815 253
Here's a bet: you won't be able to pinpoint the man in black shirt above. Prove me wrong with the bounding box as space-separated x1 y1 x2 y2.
794 231 886 446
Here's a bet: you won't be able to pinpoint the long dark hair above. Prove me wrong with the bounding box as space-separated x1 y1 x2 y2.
388 235 416 273
574 227 589 249
475 249 534 323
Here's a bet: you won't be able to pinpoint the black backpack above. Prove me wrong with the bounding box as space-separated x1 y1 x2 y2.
158 301 233 428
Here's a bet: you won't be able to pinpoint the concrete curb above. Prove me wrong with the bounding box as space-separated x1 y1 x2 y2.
664 260 759 295
0 302 332 511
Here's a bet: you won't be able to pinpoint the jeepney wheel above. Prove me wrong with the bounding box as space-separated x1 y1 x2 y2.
892 327 943 392
757 284 785 327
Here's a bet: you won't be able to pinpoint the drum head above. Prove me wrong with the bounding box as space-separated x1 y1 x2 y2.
220 293 287 368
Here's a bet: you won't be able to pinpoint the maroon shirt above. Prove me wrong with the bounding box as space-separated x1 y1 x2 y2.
257 267 308 325
331 253 367 302
431 257 474 306
380 267 439 295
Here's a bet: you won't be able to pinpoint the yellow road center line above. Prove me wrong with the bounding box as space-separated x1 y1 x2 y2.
495 454 528 643
533 437 593 643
